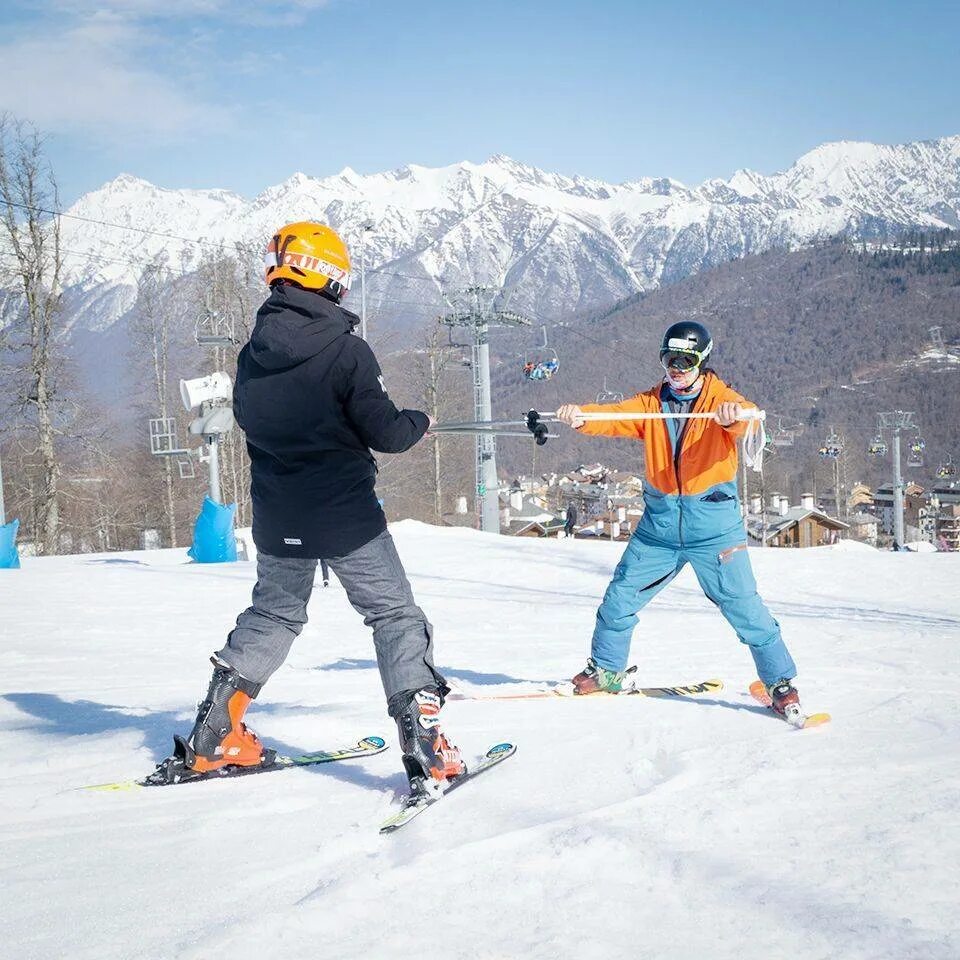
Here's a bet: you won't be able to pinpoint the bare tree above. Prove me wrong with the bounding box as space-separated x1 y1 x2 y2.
372 327 473 524
413 328 471 522
190 243 262 525
0 115 64 554
129 255 182 546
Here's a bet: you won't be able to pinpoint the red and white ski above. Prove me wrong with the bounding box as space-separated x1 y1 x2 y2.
448 676 723 701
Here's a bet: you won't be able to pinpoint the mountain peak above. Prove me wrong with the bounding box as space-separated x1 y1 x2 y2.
57 134 960 339
103 172 155 191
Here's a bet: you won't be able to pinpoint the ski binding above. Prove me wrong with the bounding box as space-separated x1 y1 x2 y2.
749 681 831 729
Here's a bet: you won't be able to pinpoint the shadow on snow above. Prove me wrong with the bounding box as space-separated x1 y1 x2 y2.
316 656 553 687
2 691 402 793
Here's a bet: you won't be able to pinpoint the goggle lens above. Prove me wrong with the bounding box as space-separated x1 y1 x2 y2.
661 351 699 372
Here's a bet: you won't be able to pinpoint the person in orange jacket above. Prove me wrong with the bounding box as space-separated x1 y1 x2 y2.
556 321 803 722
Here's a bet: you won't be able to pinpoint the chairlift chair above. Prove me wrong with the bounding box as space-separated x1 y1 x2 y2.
910 436 926 454
195 309 238 348
819 429 842 460
769 417 794 447
176 456 196 480
523 326 560 382
867 435 888 457
937 456 957 479
595 378 624 404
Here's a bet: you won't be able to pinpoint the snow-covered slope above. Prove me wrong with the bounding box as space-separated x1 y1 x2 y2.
58 135 960 332
1 523 958 960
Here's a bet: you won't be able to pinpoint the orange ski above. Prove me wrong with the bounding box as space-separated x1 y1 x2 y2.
749 680 831 729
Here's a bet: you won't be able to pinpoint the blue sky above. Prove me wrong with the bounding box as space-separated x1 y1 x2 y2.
1 0 958 203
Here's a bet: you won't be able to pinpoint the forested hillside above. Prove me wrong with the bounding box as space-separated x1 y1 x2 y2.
487 237 960 502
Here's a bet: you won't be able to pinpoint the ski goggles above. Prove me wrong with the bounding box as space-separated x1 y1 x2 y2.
660 350 702 372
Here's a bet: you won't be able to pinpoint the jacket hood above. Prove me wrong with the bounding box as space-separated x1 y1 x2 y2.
247 283 360 370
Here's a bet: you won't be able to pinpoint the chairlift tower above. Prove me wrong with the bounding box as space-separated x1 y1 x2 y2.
818 427 846 522
438 286 532 533
147 310 239 506
877 411 919 548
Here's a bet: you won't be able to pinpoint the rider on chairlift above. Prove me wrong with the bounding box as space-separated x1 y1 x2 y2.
523 326 559 382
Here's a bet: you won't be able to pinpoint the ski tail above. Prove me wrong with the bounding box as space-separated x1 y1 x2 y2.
82 736 388 791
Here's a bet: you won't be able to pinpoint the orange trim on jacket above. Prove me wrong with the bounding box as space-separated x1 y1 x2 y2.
576 371 755 497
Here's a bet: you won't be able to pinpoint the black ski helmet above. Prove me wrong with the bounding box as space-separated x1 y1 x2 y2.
660 321 713 370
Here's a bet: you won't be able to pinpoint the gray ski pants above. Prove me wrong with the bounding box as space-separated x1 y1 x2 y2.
216 530 444 711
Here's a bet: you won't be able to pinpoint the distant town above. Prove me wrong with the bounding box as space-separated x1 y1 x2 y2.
444 464 960 551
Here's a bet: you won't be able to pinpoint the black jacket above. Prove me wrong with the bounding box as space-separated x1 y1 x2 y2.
233 284 429 559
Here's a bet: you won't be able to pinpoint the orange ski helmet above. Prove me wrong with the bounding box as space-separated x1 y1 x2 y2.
264 221 352 300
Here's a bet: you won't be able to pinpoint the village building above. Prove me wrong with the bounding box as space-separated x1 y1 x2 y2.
930 483 960 551
745 493 849 547
873 482 927 541
845 511 879 546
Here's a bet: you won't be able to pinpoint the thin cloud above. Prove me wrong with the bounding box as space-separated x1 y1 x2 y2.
0 21 228 140
48 1 333 21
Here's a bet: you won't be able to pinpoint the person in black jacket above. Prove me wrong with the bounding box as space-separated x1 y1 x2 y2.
161 222 465 794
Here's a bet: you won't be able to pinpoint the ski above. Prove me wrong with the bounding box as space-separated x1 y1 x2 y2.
84 736 389 791
748 681 831 729
379 742 517 834
448 676 723 701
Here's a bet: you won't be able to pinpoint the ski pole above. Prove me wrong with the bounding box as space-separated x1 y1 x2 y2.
429 426 560 440
430 419 533 430
536 409 767 422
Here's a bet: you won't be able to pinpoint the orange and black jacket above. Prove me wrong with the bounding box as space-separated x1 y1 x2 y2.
576 370 754 547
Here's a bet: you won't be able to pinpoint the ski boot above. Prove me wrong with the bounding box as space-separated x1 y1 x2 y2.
392 687 465 796
149 657 274 784
768 679 804 727
571 658 630 695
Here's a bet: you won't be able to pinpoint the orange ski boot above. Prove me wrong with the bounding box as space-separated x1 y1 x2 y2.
393 688 465 794
175 657 273 775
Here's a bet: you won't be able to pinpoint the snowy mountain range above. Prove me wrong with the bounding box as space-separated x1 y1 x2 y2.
54 134 960 334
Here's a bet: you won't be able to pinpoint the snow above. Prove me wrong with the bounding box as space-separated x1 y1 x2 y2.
1 521 959 960
902 540 938 553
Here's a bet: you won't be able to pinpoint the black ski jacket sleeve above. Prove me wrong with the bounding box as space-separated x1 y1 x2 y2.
339 337 429 453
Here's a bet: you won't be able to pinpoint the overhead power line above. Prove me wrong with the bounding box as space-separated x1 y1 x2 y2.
2 199 223 249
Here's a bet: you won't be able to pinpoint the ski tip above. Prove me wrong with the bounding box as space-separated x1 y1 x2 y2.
84 780 141 792
360 736 388 750
801 713 832 729
485 742 516 758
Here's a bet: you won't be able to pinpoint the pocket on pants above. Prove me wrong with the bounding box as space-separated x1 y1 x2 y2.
715 544 756 600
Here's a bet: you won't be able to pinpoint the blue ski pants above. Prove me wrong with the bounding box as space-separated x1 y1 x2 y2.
591 534 796 686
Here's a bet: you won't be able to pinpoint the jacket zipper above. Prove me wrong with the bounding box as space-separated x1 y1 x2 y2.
673 373 711 548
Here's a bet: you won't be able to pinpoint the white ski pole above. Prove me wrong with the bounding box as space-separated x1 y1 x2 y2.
538 409 766 422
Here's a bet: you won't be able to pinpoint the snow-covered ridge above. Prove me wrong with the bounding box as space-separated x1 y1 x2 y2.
58 135 960 332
